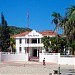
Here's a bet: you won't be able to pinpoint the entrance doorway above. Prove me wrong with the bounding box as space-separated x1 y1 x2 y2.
29 48 39 61
33 49 37 57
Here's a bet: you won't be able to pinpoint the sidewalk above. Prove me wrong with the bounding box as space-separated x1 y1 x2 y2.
0 61 75 75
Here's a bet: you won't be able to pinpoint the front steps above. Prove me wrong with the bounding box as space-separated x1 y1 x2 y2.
29 57 39 62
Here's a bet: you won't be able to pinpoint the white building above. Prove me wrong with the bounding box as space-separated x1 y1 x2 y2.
0 30 75 65
15 30 56 59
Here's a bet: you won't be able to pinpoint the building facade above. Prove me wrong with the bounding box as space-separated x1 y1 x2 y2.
15 30 56 58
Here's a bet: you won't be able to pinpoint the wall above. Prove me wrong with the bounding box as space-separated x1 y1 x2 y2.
0 52 75 65
39 53 75 65
39 53 59 63
1 52 28 62
58 56 75 65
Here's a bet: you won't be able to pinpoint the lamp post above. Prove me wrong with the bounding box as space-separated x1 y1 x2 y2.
58 64 61 75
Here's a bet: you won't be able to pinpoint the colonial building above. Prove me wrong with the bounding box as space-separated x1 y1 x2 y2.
14 30 56 58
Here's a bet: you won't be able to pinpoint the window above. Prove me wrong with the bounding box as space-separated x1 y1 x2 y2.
38 38 40 43
19 38 22 44
27 39 29 43
19 47 22 53
32 39 37 43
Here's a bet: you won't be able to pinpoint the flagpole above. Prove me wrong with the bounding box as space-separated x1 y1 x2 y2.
27 11 29 29
27 11 30 60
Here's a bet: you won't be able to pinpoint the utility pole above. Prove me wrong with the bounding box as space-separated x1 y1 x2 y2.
27 11 30 60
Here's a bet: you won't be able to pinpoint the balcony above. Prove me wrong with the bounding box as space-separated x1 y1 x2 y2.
20 43 44 47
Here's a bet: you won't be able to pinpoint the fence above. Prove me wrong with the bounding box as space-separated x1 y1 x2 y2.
39 53 75 65
39 53 60 63
58 55 75 65
0 52 28 62
0 52 75 65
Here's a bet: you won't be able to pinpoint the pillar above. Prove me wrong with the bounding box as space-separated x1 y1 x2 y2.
37 38 38 44
26 38 27 43
37 47 38 57
40 38 41 43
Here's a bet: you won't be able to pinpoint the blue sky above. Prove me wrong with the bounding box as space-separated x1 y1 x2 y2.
0 0 74 34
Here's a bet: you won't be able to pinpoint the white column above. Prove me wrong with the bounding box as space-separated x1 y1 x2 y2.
25 38 26 44
37 47 38 57
37 38 38 44
40 38 41 43
29 48 30 56
26 38 27 43
23 47 25 53
29 38 31 43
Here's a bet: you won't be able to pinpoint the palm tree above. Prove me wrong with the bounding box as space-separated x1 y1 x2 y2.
67 5 75 18
51 12 62 49
9 37 16 53
61 5 75 42
66 5 75 55
59 5 75 55
63 5 75 41
51 12 62 31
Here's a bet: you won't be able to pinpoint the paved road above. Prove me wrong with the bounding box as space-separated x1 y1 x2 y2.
0 61 75 75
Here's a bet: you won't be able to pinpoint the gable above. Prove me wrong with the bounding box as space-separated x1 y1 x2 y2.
25 30 43 38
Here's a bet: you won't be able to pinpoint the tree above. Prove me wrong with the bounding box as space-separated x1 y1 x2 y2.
51 12 62 31
71 40 75 55
42 36 51 52
0 13 10 51
10 37 16 52
51 12 62 53
59 5 75 55
60 5 75 42
51 12 62 44
51 37 66 53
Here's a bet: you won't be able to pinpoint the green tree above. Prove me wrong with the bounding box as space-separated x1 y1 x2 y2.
51 37 63 53
51 12 62 31
60 5 75 42
42 36 51 52
10 37 16 52
0 13 10 51
71 40 75 55
59 5 75 55
51 12 62 45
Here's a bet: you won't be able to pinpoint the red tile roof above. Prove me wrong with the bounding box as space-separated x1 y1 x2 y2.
12 31 30 38
12 30 56 38
39 30 56 36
